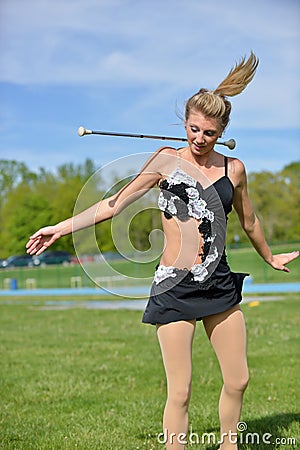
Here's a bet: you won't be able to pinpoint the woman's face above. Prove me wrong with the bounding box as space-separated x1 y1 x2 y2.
185 109 221 156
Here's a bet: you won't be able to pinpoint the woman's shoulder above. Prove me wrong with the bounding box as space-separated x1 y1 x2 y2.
227 156 246 176
225 156 247 189
139 146 179 178
150 146 180 170
155 146 178 156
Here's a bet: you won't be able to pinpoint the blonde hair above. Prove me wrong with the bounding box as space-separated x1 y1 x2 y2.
185 52 259 131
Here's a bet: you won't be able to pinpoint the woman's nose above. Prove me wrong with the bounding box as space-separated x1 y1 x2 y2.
195 131 205 143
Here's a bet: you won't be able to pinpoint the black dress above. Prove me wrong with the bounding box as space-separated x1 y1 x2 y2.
142 153 248 325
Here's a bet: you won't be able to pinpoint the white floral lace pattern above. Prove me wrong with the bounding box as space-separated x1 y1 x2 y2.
167 168 196 187
190 265 208 282
154 246 219 285
154 265 177 284
158 168 215 222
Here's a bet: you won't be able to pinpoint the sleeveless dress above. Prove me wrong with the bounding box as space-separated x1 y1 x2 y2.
142 151 248 325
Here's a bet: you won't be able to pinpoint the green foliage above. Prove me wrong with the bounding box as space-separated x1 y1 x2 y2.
227 163 300 244
0 158 100 257
0 160 37 205
247 169 300 242
0 183 53 256
0 158 299 258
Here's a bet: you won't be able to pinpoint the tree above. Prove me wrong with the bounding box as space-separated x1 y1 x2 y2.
0 183 54 256
0 158 102 257
0 158 299 258
0 160 37 206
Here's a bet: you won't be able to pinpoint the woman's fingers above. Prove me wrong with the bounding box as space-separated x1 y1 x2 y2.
28 229 44 240
271 251 299 272
287 250 299 262
26 226 58 254
281 251 299 267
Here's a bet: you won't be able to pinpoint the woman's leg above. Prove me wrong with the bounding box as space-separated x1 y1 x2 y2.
157 319 196 449
203 305 248 450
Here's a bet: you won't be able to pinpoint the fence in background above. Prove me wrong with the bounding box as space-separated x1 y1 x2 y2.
0 242 299 291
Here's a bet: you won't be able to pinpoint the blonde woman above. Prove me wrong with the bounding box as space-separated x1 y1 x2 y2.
26 52 298 450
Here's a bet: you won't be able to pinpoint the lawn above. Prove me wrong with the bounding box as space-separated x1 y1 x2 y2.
0 296 299 449
0 242 299 290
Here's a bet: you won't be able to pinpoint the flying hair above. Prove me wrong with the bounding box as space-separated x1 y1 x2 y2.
185 52 259 131
213 51 259 97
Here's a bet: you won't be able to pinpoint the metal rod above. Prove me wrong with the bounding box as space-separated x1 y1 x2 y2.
78 126 236 149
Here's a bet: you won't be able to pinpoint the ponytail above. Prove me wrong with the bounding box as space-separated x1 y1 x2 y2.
214 51 259 97
185 52 259 131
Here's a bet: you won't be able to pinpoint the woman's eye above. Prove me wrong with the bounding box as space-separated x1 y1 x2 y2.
189 126 216 136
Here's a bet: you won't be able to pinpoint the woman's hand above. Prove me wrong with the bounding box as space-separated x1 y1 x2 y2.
269 251 299 272
26 226 62 256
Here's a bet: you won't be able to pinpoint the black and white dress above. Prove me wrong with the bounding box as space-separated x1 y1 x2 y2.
142 152 248 325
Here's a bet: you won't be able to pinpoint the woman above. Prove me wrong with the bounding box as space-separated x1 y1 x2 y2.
26 52 298 449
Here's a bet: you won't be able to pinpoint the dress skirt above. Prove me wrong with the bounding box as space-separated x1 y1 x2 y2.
142 254 248 325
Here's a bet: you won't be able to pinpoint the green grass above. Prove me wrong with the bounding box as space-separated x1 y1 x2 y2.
0 296 299 449
0 242 299 290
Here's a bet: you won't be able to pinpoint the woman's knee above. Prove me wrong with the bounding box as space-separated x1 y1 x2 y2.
224 372 249 395
168 384 192 409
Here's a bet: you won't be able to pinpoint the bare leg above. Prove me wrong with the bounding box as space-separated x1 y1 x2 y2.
203 306 248 450
157 319 196 449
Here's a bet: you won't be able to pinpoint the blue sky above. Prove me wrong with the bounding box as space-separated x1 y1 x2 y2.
0 0 299 177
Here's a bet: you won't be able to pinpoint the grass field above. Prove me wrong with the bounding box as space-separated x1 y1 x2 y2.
0 295 299 449
0 243 299 291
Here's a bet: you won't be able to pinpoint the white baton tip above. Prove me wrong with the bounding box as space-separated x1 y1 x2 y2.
78 126 86 136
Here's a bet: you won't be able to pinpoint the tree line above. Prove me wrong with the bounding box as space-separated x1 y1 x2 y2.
0 158 299 258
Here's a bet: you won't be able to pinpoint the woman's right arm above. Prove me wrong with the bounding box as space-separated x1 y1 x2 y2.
26 147 172 256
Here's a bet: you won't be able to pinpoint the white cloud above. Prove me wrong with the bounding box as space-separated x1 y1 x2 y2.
1 0 299 85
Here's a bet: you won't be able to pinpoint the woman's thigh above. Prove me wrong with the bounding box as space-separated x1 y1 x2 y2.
157 320 196 388
203 306 248 386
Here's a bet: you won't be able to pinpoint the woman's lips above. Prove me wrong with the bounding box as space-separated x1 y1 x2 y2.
193 142 205 151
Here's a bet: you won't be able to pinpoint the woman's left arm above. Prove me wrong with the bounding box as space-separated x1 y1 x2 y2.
232 159 299 272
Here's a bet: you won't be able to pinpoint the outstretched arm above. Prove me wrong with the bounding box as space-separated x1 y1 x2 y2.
26 148 169 256
232 159 299 272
